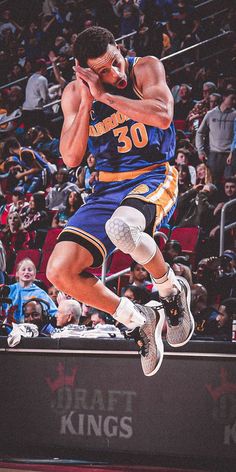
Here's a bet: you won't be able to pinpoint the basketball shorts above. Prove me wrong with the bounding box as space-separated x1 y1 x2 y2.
57 163 178 267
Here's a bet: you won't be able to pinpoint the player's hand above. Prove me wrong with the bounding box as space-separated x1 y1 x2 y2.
73 61 105 100
73 60 93 105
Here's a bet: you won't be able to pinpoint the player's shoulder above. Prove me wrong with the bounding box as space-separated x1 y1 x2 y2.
136 55 162 68
61 80 80 107
134 56 165 83
62 79 77 96
135 55 164 74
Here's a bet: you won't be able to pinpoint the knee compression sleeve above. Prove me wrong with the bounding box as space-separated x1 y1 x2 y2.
105 206 157 265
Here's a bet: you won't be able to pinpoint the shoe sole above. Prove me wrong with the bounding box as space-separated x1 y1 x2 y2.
167 276 195 348
144 301 165 376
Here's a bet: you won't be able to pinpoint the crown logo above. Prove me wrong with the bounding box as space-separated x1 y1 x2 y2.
206 368 236 402
45 362 78 393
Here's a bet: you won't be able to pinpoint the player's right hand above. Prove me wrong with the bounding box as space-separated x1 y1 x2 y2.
73 59 93 105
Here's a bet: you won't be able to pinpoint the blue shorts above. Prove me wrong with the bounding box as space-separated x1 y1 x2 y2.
58 163 178 267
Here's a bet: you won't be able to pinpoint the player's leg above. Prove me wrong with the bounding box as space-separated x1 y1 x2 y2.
46 204 163 377
105 199 194 348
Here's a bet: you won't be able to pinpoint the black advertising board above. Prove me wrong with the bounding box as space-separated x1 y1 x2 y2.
0 338 235 469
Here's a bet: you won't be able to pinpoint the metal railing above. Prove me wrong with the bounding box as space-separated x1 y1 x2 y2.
0 20 232 93
101 230 169 285
0 29 232 127
219 199 236 256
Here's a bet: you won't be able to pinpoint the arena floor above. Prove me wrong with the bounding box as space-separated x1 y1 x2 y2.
0 462 213 472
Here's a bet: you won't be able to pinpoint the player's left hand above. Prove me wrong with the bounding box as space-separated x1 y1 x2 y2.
73 63 105 100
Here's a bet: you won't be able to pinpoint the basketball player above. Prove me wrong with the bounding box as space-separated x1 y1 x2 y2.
47 27 194 376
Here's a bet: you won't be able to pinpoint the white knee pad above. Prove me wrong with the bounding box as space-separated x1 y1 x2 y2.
105 206 157 265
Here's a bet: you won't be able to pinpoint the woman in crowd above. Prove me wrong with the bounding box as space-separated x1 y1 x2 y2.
196 162 213 185
51 190 83 228
0 211 33 272
21 191 49 231
76 153 96 201
176 163 193 195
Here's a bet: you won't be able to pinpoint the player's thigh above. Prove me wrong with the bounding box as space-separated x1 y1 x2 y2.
47 240 93 276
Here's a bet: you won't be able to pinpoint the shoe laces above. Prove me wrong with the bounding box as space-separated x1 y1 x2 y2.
161 295 181 326
126 327 149 356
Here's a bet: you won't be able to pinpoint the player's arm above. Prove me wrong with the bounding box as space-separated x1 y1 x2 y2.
59 79 93 167
76 57 173 129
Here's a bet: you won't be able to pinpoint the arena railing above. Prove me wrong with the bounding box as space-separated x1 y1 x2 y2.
0 22 232 93
219 198 236 256
0 29 232 127
101 230 168 285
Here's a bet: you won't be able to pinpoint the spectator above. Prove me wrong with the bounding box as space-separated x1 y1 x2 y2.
23 298 56 335
175 148 196 184
175 183 217 232
195 163 213 186
22 58 50 129
196 89 236 184
89 308 110 327
24 125 60 164
215 254 236 300
209 93 222 110
227 117 236 177
166 0 201 52
49 52 73 85
214 298 236 340
209 177 236 251
76 153 96 200
56 298 82 328
113 0 141 49
21 192 49 231
47 285 59 305
0 212 33 272
176 163 192 195
51 190 83 228
46 167 79 210
0 9 23 38
0 240 7 284
129 261 154 291
5 189 29 218
2 136 52 194
7 63 24 83
187 81 217 133
174 83 195 121
7 257 57 323
191 283 220 337
123 284 151 305
163 239 193 285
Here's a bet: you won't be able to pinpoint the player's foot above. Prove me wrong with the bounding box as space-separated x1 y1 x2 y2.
160 276 194 347
128 302 165 377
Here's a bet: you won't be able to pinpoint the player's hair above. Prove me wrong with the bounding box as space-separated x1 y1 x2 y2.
73 26 116 68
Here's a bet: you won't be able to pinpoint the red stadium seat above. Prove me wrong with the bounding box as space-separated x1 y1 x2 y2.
42 228 62 251
36 271 51 289
154 226 170 251
170 226 200 267
12 248 42 275
38 250 52 273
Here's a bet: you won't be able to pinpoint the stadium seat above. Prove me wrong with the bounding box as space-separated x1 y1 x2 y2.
42 228 62 251
154 226 170 251
170 226 200 267
12 248 42 275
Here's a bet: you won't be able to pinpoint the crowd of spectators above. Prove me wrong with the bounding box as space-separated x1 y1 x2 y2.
0 0 236 343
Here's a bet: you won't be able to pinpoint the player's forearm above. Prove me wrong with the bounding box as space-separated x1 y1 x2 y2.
60 104 91 167
100 93 173 129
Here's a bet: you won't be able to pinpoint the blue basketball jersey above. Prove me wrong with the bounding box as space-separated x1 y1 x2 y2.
88 56 176 173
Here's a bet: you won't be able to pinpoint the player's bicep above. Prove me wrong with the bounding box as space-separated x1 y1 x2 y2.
138 58 173 108
60 83 81 136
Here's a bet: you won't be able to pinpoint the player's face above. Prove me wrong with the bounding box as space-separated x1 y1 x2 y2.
87 44 127 89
